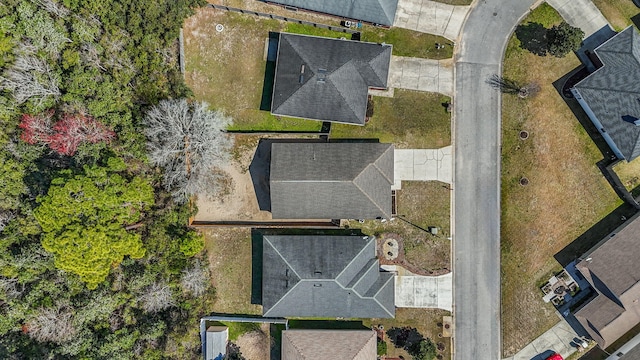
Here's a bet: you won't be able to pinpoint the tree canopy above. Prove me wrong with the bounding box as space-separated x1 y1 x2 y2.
34 158 154 288
546 21 584 58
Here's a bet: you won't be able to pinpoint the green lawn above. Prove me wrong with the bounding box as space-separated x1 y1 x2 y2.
284 23 454 60
592 0 639 31
501 3 623 356
330 89 452 149
613 160 640 196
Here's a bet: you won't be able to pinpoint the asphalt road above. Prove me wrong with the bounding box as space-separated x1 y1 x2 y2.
453 1 538 359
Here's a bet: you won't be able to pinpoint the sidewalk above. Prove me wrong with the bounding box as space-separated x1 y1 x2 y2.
393 0 470 40
503 321 578 360
545 0 609 37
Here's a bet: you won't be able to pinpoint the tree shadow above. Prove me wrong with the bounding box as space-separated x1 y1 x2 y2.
515 22 548 56
632 13 640 30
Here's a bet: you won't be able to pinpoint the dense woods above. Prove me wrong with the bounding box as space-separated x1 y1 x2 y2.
0 0 222 357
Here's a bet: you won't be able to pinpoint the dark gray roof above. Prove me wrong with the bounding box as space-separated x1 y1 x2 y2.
574 212 640 348
573 26 640 161
262 234 395 318
271 33 392 125
269 142 394 219
268 0 399 26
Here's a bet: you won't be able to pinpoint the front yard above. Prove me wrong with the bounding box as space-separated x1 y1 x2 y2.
500 4 623 356
592 0 639 30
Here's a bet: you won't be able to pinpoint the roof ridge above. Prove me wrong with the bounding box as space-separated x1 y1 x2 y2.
353 164 391 217
328 60 366 121
351 331 377 360
373 145 394 183
263 281 303 317
371 274 396 317
284 331 308 360
335 236 376 286
264 236 303 280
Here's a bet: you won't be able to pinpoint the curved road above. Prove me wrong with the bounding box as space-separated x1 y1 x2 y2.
453 0 537 359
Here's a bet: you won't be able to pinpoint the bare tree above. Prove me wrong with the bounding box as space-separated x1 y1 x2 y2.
0 54 60 106
137 281 176 313
27 304 77 343
486 74 540 98
144 99 234 203
180 260 210 297
32 0 69 18
0 211 14 232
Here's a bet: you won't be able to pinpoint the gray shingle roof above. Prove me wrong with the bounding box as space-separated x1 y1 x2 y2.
271 33 392 125
269 142 394 219
268 0 399 26
574 212 640 348
573 26 640 161
262 234 395 318
282 330 377 360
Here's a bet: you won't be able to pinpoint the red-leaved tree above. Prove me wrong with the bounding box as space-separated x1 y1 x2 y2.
19 112 115 156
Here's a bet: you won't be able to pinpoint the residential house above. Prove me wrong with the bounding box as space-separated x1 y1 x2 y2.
281 329 377 359
261 234 395 318
573 212 640 348
571 26 640 162
271 33 392 125
269 142 394 219
265 0 399 27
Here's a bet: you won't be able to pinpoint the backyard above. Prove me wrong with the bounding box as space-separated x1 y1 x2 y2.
500 4 623 356
613 160 640 197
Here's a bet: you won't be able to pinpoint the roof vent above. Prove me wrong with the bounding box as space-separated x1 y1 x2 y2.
316 68 327 83
299 64 305 84
635 119 640 127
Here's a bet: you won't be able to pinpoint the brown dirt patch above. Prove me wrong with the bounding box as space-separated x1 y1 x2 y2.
235 326 270 360
377 233 449 276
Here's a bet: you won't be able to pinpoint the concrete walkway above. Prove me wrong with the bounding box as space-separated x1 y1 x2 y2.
546 0 609 37
393 147 452 190
389 56 453 95
393 0 470 40
383 265 453 311
502 320 578 360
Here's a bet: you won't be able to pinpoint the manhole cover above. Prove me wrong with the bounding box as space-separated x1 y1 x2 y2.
215 24 224 32
519 177 529 186
519 130 529 140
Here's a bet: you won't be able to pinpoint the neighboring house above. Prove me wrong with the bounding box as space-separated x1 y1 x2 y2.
261 234 395 318
571 26 640 162
573 212 640 348
271 33 392 125
265 0 399 27
269 142 394 219
205 326 228 360
281 329 377 359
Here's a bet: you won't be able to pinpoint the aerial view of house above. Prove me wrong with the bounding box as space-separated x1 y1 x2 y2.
265 0 399 26
269 142 394 219
571 26 640 162
271 33 392 125
281 329 377 359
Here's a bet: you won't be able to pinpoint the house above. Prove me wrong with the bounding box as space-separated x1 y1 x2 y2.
269 142 394 219
261 234 395 318
271 33 392 125
281 329 377 359
573 212 640 348
205 326 228 360
571 26 640 162
265 0 399 27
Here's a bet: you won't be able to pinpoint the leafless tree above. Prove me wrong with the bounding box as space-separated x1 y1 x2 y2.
0 211 14 232
32 0 69 18
180 260 210 297
486 74 540 99
27 304 76 343
0 54 60 106
137 281 176 313
144 99 234 203
0 277 24 299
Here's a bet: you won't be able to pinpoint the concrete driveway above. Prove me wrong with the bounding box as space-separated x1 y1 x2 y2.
502 321 578 360
393 0 470 40
389 56 453 95
546 0 608 37
394 271 453 311
393 147 452 189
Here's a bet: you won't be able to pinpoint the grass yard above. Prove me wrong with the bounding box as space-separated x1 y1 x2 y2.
204 227 262 315
330 89 452 149
346 181 451 275
592 0 639 31
501 4 623 356
363 308 452 360
613 160 640 196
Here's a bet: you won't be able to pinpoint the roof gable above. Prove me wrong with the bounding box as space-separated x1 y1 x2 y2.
271 33 391 125
267 0 399 26
262 235 395 318
269 142 394 219
282 330 377 360
573 26 640 161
